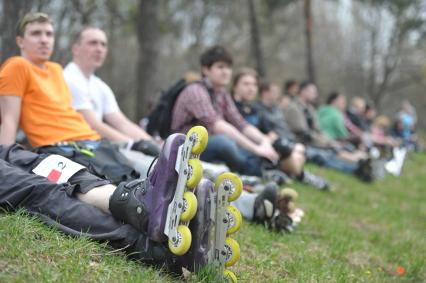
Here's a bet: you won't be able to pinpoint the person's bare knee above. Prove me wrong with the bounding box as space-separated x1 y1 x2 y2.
76 184 116 214
294 143 305 154
280 151 304 176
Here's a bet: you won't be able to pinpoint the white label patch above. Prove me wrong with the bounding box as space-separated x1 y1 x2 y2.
32 154 85 184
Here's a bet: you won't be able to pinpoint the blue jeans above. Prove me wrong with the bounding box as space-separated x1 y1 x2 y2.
201 135 262 176
305 146 357 173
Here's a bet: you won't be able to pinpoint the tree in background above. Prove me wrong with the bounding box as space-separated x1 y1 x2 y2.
248 0 266 78
0 0 425 128
0 0 32 63
304 0 316 83
136 0 161 120
355 0 426 109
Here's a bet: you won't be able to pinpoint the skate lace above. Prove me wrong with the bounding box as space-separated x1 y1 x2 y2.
146 156 158 177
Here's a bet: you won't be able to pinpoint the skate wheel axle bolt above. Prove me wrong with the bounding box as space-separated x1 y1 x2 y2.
186 126 208 154
168 225 192 256
224 237 240 267
180 192 197 221
215 172 243 202
226 205 242 235
186 159 203 188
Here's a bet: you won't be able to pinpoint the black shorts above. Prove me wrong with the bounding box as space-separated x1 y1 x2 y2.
0 144 110 195
36 140 139 184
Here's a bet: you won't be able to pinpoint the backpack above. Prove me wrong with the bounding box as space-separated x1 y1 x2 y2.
146 74 210 139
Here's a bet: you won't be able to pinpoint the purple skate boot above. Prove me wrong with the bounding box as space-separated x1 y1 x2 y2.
109 126 208 256
179 173 243 282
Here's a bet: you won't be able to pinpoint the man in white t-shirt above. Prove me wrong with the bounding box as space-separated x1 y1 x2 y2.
64 27 159 175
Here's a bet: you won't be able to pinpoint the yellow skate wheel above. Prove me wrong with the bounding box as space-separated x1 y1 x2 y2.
186 159 203 188
224 269 238 283
226 205 242 235
224 237 240 267
180 191 198 221
186 126 208 155
168 225 192 256
281 188 299 200
215 172 243 202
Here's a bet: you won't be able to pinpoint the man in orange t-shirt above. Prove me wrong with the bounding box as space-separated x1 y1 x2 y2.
0 12 137 183
0 14 243 277
0 12 175 267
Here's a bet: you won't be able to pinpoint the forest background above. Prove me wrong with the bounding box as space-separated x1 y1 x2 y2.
1 0 425 129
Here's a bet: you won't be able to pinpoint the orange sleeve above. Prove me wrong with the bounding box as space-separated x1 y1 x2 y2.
0 57 29 98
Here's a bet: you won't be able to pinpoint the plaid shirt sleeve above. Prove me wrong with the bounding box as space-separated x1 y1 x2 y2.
171 84 221 133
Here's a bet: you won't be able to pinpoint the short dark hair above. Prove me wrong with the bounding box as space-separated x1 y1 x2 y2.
200 45 233 68
326 92 340 105
284 79 298 92
299 81 314 93
71 26 100 45
16 12 52 37
259 81 272 96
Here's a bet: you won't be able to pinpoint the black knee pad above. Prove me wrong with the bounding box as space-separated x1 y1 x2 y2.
109 179 149 232
272 138 294 159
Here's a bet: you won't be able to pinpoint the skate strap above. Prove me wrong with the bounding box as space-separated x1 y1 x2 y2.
124 178 148 193
32 154 85 184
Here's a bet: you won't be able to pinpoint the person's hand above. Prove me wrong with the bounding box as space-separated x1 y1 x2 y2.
255 142 279 163
131 139 161 156
267 131 279 143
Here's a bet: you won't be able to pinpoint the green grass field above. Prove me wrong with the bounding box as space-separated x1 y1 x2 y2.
0 153 425 282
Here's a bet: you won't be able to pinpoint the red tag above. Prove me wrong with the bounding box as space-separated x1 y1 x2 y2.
47 169 62 183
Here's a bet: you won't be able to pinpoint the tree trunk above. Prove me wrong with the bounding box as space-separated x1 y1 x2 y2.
303 0 316 83
1 0 33 64
367 29 377 101
136 0 160 120
248 0 266 78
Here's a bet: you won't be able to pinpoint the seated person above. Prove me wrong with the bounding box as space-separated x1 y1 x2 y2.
317 92 349 141
393 100 419 149
287 83 350 148
0 140 239 277
283 79 299 99
285 82 340 148
371 115 399 147
63 26 159 176
0 14 246 279
171 49 329 190
234 72 372 181
280 79 299 109
346 96 369 132
363 103 377 130
0 13 137 184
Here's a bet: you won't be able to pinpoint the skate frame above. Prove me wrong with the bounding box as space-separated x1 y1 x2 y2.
164 135 198 244
208 180 231 270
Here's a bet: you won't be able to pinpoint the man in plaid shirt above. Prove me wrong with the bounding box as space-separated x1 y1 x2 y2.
171 46 329 190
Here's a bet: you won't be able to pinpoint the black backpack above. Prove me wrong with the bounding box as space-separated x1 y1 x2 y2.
146 77 209 139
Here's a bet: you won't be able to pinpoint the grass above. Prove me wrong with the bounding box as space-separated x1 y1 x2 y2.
0 153 425 282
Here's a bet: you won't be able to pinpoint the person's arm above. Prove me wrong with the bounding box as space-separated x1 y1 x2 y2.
285 103 312 141
333 112 349 138
0 96 22 145
77 109 130 142
104 111 152 140
213 119 278 162
242 124 270 144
